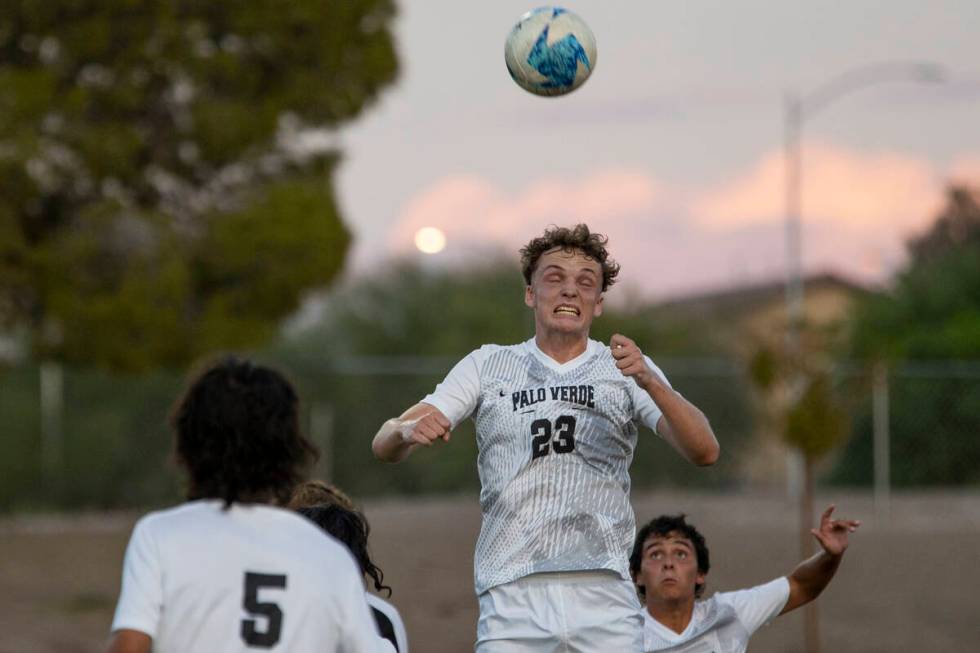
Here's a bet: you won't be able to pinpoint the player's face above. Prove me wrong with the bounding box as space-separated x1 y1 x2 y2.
524 248 604 337
636 532 703 605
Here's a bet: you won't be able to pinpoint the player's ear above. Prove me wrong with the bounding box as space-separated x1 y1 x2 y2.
632 574 644 593
524 284 535 308
593 292 604 317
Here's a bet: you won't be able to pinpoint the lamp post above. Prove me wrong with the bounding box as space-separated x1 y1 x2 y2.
784 61 944 349
782 61 944 653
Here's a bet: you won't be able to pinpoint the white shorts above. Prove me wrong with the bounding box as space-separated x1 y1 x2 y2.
475 570 644 652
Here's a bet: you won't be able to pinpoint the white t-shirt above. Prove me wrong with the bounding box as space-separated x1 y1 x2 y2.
111 500 388 653
422 338 670 594
643 577 791 652
367 593 409 653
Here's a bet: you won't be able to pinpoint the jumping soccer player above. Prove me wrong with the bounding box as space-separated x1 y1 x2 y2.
107 357 388 653
372 224 719 651
631 505 859 652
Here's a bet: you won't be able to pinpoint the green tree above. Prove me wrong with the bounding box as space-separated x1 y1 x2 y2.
748 335 850 653
833 185 980 486
0 0 398 371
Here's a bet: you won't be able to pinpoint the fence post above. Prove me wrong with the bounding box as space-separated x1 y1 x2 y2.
40 361 64 494
310 402 334 483
872 362 890 525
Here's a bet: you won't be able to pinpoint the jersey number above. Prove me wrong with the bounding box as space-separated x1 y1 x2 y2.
241 572 286 648
530 415 577 460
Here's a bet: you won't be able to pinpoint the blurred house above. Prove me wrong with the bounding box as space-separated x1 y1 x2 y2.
652 272 871 486
654 272 869 351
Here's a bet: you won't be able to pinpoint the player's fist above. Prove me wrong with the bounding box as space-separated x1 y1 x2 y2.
810 504 860 556
400 410 452 446
610 333 657 388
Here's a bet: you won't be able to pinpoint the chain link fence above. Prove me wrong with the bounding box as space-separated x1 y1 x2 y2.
1 356 978 510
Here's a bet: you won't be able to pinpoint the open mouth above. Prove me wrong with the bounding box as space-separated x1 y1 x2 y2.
554 304 580 316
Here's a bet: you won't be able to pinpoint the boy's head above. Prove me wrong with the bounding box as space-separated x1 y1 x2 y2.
631 514 711 602
171 356 317 506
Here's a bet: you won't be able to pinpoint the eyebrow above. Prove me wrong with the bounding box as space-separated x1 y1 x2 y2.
540 264 566 274
540 264 598 275
644 538 694 552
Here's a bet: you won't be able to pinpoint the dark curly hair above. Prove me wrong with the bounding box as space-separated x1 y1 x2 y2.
520 224 620 291
170 356 318 506
297 503 392 598
288 479 356 511
630 514 711 599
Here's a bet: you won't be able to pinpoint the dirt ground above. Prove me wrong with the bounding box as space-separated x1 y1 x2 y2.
1 490 977 652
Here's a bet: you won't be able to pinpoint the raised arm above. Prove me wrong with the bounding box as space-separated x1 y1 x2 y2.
610 333 719 466
372 403 452 463
780 505 860 615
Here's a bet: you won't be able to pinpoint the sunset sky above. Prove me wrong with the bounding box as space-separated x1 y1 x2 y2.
333 0 980 300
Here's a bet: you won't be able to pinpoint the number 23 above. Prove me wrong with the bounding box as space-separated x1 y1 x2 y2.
530 415 577 459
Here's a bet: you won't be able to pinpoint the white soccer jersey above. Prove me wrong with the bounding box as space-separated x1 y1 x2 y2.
422 338 669 594
111 500 387 653
367 594 409 653
643 577 790 652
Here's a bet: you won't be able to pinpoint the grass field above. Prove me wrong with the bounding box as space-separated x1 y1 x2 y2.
1 490 976 652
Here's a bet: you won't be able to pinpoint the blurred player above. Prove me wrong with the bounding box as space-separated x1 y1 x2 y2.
289 478 357 511
107 356 387 653
295 501 410 653
372 224 719 651
631 505 860 652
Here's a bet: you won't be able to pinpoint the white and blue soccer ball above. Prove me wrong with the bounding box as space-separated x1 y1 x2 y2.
504 7 597 97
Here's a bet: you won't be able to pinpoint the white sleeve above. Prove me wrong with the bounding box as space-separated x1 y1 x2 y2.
338 569 393 653
420 348 487 428
367 595 409 653
716 577 791 636
630 355 672 435
110 516 163 638
391 610 409 653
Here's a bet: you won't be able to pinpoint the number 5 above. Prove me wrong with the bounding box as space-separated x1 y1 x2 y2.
241 572 287 648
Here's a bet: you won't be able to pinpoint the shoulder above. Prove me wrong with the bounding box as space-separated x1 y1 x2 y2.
449 344 508 368
715 577 790 606
714 577 791 625
252 505 350 552
465 342 535 370
131 500 218 534
476 342 529 358
588 338 611 358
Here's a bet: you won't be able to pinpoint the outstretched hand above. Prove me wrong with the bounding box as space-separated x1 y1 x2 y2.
811 505 860 556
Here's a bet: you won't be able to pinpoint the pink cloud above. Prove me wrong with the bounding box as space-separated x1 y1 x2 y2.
691 142 943 235
949 156 980 186
388 168 664 254
385 145 975 299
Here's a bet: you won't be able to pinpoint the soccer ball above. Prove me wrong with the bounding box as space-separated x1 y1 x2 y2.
504 7 597 97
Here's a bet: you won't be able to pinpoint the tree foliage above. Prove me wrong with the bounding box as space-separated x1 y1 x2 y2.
850 186 980 361
0 0 398 370
833 185 980 486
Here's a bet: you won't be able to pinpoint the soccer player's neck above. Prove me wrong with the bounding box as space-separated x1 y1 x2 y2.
647 596 696 635
534 330 589 364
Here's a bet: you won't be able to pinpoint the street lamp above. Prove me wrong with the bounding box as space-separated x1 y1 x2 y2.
782 61 944 653
784 61 945 346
